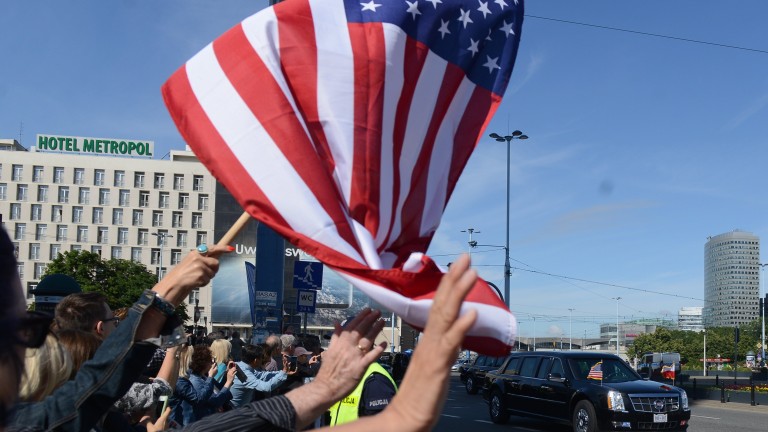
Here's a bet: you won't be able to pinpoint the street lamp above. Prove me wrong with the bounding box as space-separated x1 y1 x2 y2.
151 232 173 282
488 130 529 308
568 308 575 351
761 263 768 365
461 228 480 257
613 297 622 356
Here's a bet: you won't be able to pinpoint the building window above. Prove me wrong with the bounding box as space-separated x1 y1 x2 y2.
132 209 144 226
191 213 203 229
177 231 188 248
170 250 182 265
139 191 150 208
78 187 90 205
134 172 145 188
10 203 21 220
33 166 44 182
37 185 48 202
172 212 183 228
154 173 165 189
159 192 170 209
92 207 104 224
34 263 47 280
16 184 28 201
31 204 42 221
58 186 69 204
52 205 63 222
12 243 19 258
72 206 83 223
173 174 184 191
114 170 125 187
188 289 200 305
14 223 26 240
26 282 37 300
138 229 149 246
0 183 7 200
119 189 130 207
74 168 85 185
17 263 25 279
198 194 209 211
98 189 110 205
151 248 160 265
94 169 105 186
111 246 122 259
53 167 65 183
12 164 23 181
196 231 207 246
70 245 82 252
131 247 142 262
96 227 108 244
91 245 102 256
50 244 61 260
193 175 204 191
77 226 88 243
117 228 128 245
35 224 46 241
29 243 40 261
56 225 67 242
178 193 189 210
112 208 124 225
152 211 163 227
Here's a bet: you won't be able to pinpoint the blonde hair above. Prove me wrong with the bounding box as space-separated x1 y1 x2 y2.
177 345 194 379
210 339 231 364
19 334 73 402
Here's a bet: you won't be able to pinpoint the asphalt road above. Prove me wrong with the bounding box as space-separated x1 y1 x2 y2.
436 374 768 432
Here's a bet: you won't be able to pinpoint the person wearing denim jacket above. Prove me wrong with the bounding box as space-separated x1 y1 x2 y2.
172 372 232 426
4 244 229 432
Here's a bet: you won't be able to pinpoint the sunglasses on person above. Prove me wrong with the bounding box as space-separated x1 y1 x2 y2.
16 311 54 348
102 316 120 327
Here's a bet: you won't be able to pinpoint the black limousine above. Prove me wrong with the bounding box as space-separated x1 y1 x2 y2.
482 351 690 431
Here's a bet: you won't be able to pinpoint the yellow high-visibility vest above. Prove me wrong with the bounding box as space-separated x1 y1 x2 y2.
328 362 397 426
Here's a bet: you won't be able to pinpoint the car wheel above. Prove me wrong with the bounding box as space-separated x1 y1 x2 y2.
466 376 478 394
572 400 598 432
489 390 510 424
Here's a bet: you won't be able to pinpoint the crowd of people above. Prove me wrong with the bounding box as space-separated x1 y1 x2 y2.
1 225 481 431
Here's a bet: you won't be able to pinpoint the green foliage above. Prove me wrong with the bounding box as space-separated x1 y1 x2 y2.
44 250 189 323
628 320 766 369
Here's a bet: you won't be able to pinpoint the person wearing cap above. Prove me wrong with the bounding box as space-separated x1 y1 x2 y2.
326 318 397 425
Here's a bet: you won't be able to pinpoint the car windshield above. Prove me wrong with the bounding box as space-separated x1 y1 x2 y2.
568 358 639 383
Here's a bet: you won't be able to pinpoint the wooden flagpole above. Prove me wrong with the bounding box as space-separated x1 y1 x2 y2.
216 211 252 247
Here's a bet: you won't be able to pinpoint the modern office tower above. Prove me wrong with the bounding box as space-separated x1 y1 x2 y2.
678 306 704 332
704 230 760 327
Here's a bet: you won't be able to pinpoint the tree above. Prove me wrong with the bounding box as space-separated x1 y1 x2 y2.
44 250 190 323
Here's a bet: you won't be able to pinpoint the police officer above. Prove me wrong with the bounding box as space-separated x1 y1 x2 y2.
327 316 397 425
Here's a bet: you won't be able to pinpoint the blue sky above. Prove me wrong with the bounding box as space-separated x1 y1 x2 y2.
2 1 768 341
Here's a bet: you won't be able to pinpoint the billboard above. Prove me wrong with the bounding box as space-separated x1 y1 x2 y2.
36 134 154 158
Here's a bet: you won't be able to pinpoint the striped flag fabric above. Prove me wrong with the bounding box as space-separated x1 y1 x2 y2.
587 361 603 381
661 362 675 381
162 0 524 356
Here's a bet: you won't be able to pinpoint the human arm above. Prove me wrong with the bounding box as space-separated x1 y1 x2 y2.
241 366 288 392
321 254 478 432
156 346 180 389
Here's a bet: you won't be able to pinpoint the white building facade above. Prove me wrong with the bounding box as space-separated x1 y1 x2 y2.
704 230 760 327
678 306 704 332
0 138 215 321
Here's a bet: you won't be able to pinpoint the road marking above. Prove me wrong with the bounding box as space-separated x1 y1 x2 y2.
441 414 461 418
691 414 721 420
475 420 493 424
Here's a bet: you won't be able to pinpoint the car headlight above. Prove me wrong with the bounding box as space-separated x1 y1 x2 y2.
680 390 689 410
607 390 626 411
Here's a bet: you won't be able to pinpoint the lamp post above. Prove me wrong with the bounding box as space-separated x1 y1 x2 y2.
568 308 575 350
461 228 480 257
151 232 173 282
761 263 767 365
518 320 523 351
533 315 537 352
613 297 622 356
488 130 528 308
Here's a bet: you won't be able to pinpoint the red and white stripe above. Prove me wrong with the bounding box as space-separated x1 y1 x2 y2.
163 0 515 355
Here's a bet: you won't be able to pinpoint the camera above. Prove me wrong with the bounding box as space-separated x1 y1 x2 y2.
288 355 298 371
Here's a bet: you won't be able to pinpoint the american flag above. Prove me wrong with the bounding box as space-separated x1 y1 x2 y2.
587 361 603 381
162 0 524 356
